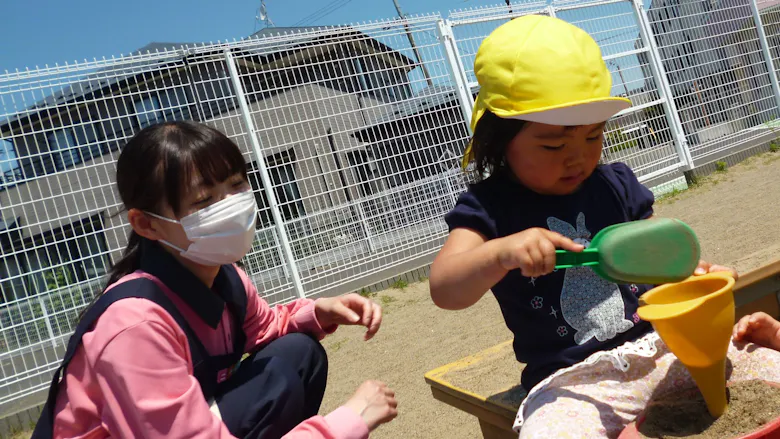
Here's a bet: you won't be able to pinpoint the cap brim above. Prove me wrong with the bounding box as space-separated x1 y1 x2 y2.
464 96 632 169
504 98 631 126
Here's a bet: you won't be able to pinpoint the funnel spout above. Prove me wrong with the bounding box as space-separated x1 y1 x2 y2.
688 360 728 417
638 272 736 418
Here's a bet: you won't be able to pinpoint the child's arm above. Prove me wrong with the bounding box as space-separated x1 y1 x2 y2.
733 312 780 351
429 228 510 310
239 267 383 350
283 380 397 439
237 267 335 351
429 227 583 310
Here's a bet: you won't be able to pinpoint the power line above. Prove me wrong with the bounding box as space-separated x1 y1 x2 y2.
294 0 353 26
595 29 640 44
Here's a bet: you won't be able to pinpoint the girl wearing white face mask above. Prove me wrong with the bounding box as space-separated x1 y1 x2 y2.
33 121 397 439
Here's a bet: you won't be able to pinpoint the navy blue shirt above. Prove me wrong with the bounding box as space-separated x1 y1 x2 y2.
445 163 655 391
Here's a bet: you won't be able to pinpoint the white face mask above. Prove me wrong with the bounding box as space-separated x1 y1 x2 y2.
146 190 258 266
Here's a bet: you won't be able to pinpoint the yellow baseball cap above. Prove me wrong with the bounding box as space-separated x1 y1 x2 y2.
462 14 631 168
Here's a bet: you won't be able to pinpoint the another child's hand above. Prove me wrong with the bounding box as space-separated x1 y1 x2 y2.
733 312 780 351
315 294 382 340
344 380 398 431
496 228 584 278
694 260 738 280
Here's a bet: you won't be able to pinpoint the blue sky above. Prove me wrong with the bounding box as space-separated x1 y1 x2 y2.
0 0 650 75
2 0 518 73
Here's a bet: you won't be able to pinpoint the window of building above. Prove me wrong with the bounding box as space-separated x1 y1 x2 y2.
74 124 103 162
246 150 306 228
0 255 25 304
358 57 410 103
246 165 273 229
47 128 80 171
0 139 21 186
158 87 193 121
268 151 305 222
134 95 164 128
0 215 109 304
346 150 377 197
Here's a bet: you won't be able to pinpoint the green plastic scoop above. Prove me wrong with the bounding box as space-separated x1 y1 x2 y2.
555 218 701 284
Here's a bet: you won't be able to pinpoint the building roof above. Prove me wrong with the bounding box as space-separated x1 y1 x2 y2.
352 84 480 142
132 42 201 53
376 84 480 125
1 26 415 134
248 26 337 39
6 42 197 123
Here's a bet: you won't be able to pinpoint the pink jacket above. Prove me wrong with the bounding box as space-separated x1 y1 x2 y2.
52 268 368 439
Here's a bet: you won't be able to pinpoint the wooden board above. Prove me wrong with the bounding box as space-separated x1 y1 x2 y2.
425 259 780 438
735 258 780 319
425 341 520 433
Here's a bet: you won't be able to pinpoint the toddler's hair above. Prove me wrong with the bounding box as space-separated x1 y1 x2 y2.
469 110 526 179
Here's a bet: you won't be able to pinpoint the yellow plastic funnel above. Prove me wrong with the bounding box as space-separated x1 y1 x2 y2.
637 272 736 417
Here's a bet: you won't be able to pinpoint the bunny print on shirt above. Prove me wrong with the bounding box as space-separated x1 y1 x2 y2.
547 212 635 345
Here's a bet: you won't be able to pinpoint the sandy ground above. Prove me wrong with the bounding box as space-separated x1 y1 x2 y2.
9 152 780 439
319 152 780 439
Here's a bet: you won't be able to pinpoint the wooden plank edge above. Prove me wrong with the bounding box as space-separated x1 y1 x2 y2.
424 340 514 382
426 377 518 417
734 258 780 291
734 258 780 310
429 387 516 431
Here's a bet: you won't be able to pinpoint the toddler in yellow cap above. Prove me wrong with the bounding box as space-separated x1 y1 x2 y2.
429 14 780 438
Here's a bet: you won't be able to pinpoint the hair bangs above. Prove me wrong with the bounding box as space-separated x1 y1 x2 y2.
189 133 247 188
155 122 247 214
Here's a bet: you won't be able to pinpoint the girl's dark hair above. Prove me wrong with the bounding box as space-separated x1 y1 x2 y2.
469 110 526 179
105 121 248 287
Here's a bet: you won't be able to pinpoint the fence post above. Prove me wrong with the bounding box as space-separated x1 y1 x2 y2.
750 0 780 116
355 200 375 254
631 0 695 170
436 19 474 133
444 170 457 206
270 229 290 279
224 49 307 299
38 297 58 350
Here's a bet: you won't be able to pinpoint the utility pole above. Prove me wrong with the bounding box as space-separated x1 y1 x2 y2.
255 0 275 32
393 0 434 87
610 60 630 97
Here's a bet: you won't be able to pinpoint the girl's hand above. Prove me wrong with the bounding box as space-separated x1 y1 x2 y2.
315 294 382 340
733 312 780 351
694 260 738 280
344 380 398 432
496 228 584 278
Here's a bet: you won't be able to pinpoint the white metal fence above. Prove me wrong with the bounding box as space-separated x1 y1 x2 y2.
2 0 780 412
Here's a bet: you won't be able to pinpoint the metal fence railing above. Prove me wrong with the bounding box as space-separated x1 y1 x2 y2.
3 0 780 410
